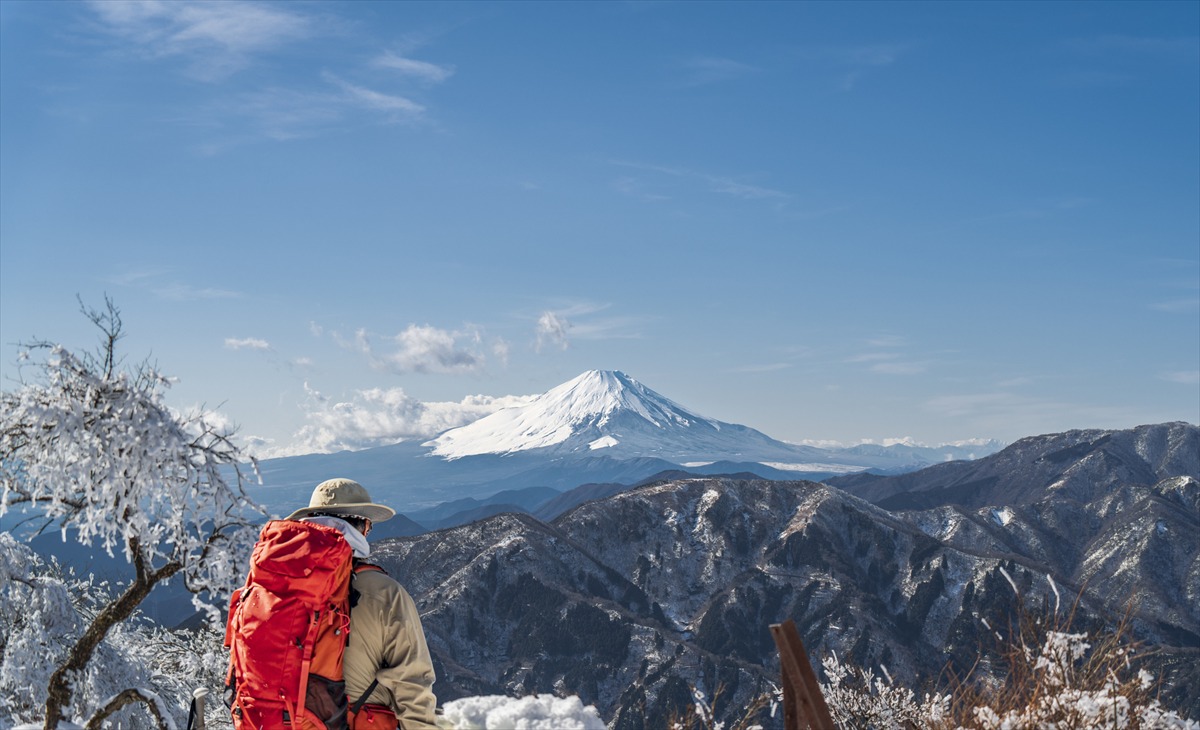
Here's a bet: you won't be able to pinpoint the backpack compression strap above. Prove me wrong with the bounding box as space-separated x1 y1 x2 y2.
351 679 381 715
295 606 326 727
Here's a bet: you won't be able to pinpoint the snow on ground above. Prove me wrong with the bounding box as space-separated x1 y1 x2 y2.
18 694 611 730
439 694 606 730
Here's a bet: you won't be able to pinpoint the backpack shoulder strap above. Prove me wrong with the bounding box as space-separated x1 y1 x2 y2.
349 561 387 608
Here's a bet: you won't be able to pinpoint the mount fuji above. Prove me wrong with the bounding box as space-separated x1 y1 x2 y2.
247 370 1003 522
427 369 829 463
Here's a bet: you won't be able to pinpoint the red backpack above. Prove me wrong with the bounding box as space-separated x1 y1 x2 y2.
224 519 359 730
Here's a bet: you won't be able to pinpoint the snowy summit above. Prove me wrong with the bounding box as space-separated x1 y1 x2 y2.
427 370 789 461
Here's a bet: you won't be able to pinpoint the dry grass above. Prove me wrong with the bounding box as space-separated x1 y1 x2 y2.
930 587 1190 729
668 682 781 730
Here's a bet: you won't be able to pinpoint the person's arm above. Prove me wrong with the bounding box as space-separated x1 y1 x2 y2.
372 581 439 730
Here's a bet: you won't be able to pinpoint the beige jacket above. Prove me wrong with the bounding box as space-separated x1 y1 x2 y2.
345 567 438 730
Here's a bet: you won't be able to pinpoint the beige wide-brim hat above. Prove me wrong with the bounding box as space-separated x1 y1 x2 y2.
285 478 396 523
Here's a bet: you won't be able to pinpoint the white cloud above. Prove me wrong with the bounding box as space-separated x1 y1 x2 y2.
492 339 511 367
324 73 425 116
372 52 455 84
225 337 270 350
1161 370 1200 385
87 0 317 81
357 324 486 374
174 403 237 432
84 2 448 147
536 311 572 352
265 386 536 456
531 302 646 350
223 76 425 141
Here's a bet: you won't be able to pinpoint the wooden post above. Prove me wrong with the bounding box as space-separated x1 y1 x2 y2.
770 620 836 730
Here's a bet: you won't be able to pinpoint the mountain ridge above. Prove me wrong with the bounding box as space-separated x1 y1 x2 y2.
372 423 1200 725
828 421 1198 510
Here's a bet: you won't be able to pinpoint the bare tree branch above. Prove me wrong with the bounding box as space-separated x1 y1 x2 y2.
84 688 173 730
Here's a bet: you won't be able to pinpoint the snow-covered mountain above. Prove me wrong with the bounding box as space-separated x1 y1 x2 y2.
373 422 1200 727
247 369 1004 517
426 369 819 462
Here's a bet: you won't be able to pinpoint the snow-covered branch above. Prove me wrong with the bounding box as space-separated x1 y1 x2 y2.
84 688 177 730
0 300 263 729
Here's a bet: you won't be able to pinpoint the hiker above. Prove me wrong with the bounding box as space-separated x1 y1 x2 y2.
284 478 440 730
226 478 437 729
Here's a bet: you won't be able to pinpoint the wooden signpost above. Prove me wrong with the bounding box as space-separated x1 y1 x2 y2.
770 620 836 730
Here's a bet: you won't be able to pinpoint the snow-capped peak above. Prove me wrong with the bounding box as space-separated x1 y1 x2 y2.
542 370 713 429
427 370 720 459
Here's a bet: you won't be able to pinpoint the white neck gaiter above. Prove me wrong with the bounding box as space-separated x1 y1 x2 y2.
302 515 371 558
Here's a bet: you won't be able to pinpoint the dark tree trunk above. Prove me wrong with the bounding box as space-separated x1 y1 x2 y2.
42 548 182 730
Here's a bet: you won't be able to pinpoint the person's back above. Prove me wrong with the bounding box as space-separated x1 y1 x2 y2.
345 566 438 729
281 478 439 730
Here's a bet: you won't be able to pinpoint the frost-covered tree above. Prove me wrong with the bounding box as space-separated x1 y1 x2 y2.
0 298 261 730
820 652 949 729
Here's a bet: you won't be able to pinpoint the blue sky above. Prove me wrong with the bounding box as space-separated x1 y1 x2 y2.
1 0 1197 457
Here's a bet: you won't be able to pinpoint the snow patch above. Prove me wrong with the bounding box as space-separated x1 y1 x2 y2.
589 435 619 450
991 507 1015 527
440 694 606 730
